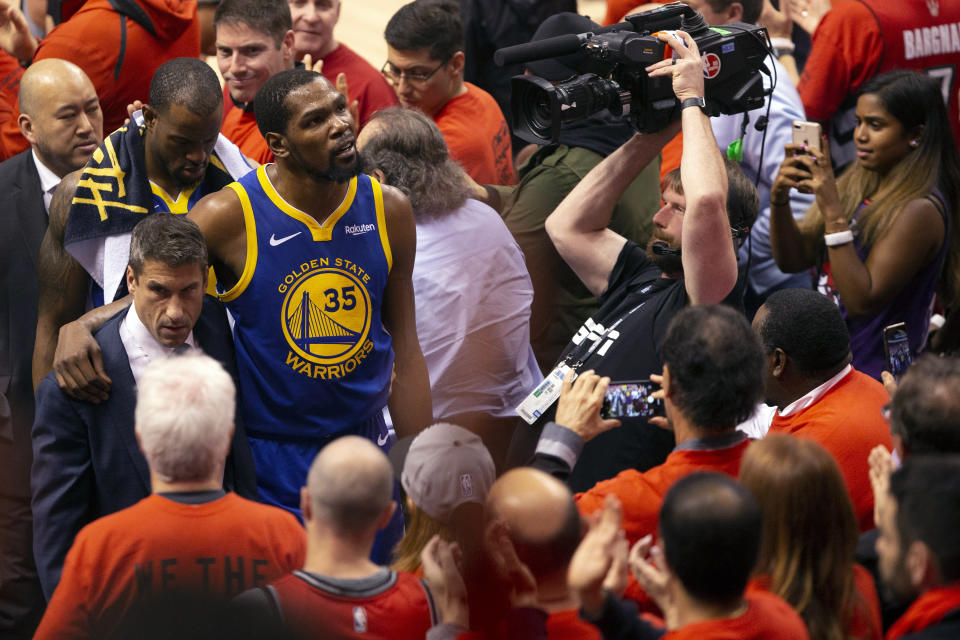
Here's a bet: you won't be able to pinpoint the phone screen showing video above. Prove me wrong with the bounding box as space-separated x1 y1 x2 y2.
883 324 912 381
601 381 664 419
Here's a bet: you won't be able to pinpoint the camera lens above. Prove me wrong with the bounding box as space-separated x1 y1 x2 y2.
510 74 624 145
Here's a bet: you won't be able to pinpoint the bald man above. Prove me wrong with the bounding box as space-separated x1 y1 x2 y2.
484 468 602 639
0 58 101 639
235 436 437 638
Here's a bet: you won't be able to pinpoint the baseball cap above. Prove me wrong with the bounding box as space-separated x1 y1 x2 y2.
390 423 496 524
525 12 602 82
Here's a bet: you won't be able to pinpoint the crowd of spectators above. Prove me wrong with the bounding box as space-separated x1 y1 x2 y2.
1 0 959 638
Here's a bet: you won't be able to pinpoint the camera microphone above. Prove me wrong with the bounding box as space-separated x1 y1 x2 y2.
494 33 589 67
651 241 682 256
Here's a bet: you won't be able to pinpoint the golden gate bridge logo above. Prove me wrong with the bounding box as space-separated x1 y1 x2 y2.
280 266 372 364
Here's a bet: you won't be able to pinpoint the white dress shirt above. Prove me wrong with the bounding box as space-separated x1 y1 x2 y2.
32 151 62 213
118 303 197 385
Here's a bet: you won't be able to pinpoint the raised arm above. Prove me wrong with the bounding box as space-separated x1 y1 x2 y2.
32 170 128 401
791 145 946 316
768 144 823 272
647 31 737 305
380 184 432 438
545 125 679 298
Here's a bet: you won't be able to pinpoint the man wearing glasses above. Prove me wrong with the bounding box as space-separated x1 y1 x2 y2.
384 0 515 186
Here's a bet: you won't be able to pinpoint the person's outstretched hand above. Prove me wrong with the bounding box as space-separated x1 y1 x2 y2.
0 0 37 61
645 30 705 103
555 370 621 442
421 535 469 628
567 494 626 617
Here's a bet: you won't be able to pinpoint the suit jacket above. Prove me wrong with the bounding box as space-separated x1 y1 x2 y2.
0 150 46 500
0 149 49 634
30 296 259 599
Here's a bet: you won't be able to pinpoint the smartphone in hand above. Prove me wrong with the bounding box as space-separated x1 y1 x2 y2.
792 120 822 152
882 322 912 382
600 381 665 419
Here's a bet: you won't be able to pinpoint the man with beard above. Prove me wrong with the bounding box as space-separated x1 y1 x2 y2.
876 456 960 639
509 31 759 491
187 69 430 562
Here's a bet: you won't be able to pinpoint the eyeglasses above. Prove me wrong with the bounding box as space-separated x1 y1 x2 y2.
380 59 447 86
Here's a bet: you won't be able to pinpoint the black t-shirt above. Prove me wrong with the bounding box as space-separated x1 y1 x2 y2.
557 242 688 380
509 242 744 491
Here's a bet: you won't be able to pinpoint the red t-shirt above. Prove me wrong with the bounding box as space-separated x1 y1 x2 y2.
268 569 435 639
34 493 306 639
221 105 272 165
319 43 398 130
769 367 893 532
434 82 515 186
664 590 809 640
576 438 751 545
799 0 960 164
749 564 882 640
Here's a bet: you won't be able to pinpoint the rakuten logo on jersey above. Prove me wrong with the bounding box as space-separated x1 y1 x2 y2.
344 223 375 236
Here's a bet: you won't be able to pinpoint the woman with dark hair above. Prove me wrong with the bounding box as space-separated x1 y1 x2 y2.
740 434 882 640
769 70 960 379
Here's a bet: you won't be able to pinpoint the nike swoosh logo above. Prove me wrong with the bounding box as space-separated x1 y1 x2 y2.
377 432 389 447
269 232 301 246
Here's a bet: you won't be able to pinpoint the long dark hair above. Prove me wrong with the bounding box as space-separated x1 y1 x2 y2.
801 71 960 303
740 435 868 640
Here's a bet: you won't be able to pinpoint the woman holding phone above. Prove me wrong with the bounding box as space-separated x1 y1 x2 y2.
768 70 960 378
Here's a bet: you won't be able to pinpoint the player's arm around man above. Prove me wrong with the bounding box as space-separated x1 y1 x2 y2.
378 183 432 438
33 171 131 400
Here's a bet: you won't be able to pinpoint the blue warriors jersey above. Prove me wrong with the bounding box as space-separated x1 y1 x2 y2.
150 181 211 213
219 166 394 440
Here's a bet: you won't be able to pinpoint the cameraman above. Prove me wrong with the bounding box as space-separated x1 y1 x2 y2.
509 30 759 490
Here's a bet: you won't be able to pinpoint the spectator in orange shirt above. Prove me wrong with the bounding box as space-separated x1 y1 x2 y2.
383 0 514 185
569 473 809 639
877 457 960 640
215 0 296 164
751 287 893 531
33 352 305 639
530 304 765 547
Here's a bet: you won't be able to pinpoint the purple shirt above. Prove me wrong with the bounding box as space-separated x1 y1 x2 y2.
817 190 949 379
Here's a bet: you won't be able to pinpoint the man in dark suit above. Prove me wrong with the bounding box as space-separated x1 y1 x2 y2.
30 213 258 599
0 59 102 638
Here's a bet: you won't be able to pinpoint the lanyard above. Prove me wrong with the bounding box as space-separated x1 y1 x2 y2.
564 283 656 371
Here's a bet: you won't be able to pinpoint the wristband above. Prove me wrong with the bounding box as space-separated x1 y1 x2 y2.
824 229 854 247
680 96 706 112
770 37 795 56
